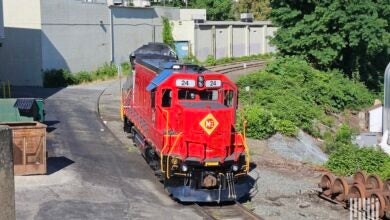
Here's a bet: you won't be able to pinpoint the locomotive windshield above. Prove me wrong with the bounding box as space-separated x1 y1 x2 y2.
178 89 218 101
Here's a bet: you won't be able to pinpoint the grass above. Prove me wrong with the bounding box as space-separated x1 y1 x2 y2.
43 62 131 88
181 53 274 66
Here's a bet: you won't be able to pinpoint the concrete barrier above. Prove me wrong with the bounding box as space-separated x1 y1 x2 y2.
0 125 15 220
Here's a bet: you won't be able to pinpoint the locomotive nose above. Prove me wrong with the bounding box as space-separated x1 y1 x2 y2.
180 106 233 161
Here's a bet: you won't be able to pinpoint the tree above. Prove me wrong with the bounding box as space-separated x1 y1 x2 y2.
234 0 271 20
162 17 175 49
151 0 185 7
191 0 234 21
270 0 390 90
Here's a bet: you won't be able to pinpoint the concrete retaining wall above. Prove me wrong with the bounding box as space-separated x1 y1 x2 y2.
0 125 15 220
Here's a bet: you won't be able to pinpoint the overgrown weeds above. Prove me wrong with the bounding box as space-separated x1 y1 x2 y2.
43 62 131 88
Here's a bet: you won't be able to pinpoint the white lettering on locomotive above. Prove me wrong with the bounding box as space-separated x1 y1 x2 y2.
175 79 196 87
205 80 222 88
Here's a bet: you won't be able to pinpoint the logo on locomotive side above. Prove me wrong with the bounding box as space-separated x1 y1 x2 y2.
199 113 219 135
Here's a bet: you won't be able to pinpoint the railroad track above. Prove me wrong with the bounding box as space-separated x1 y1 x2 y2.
207 60 268 74
193 202 264 220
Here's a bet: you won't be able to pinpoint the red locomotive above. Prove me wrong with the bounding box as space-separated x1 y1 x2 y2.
122 43 251 202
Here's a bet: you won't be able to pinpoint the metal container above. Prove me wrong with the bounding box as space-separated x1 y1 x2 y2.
0 122 47 175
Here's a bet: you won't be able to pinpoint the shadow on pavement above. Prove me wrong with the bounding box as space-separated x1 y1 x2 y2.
44 120 60 133
10 86 63 99
46 156 74 175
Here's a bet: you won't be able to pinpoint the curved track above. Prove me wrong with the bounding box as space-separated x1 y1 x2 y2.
193 202 264 220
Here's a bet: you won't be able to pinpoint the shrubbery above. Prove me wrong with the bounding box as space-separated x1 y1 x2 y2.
237 57 375 137
325 144 390 179
238 106 297 139
324 125 390 179
43 63 130 88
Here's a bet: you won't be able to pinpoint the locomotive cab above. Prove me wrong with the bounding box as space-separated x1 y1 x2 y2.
123 53 251 202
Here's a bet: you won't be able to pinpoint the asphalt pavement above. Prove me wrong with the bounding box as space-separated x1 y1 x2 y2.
12 81 200 220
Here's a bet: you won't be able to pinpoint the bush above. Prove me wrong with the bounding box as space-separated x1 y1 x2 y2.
77 71 93 83
240 106 275 139
43 69 74 87
237 57 375 138
43 63 124 88
271 119 297 136
95 63 117 79
237 105 297 138
323 124 390 179
323 124 355 153
121 62 132 75
205 55 217 66
325 144 390 179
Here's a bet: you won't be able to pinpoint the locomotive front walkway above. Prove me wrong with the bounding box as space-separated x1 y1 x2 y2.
12 82 201 220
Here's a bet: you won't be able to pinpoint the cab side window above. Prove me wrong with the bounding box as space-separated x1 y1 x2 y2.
162 89 172 107
224 90 234 107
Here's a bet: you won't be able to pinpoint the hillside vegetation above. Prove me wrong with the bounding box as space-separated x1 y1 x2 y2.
237 57 375 139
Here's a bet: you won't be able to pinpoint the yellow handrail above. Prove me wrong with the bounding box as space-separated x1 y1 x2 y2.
166 132 183 179
242 120 250 173
160 109 170 173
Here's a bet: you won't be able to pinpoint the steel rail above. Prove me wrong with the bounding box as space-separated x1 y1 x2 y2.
207 60 267 74
193 201 264 220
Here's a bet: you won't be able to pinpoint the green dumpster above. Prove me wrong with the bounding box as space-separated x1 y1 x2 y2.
0 98 45 123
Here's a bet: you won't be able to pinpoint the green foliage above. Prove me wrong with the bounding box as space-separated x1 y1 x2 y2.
324 124 390 179
152 0 185 7
239 106 275 139
271 118 297 136
190 53 273 66
94 63 117 78
323 124 355 154
237 57 375 138
205 55 217 66
325 144 390 179
162 17 175 49
237 105 298 138
270 0 390 90
43 62 130 88
43 69 76 88
181 52 201 65
77 71 94 83
233 0 271 20
212 54 273 65
191 0 234 21
121 62 131 75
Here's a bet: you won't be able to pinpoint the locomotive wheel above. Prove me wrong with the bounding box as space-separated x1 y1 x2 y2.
353 171 367 184
318 173 335 196
332 177 349 202
369 192 386 218
366 175 384 190
384 179 390 192
348 182 367 199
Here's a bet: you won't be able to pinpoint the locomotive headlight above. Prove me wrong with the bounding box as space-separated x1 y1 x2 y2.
181 163 188 172
232 164 239 172
197 76 204 88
